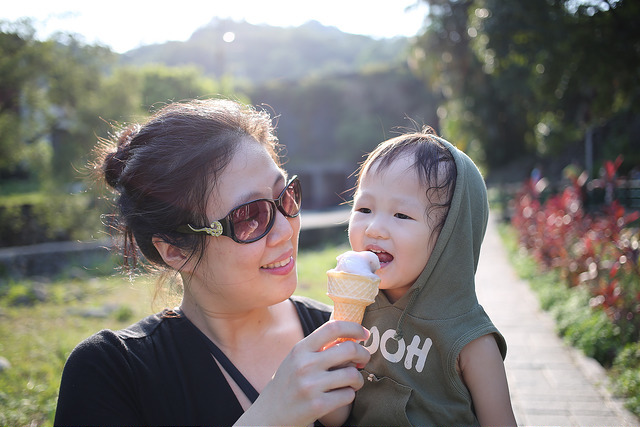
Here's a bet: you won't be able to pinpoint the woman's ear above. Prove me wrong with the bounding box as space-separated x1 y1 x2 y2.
152 237 190 271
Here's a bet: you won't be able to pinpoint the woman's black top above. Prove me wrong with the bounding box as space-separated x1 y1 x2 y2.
54 296 331 426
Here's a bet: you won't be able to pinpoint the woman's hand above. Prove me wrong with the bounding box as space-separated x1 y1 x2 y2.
234 320 370 426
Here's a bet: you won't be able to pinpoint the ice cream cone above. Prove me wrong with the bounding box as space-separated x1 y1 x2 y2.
327 270 380 341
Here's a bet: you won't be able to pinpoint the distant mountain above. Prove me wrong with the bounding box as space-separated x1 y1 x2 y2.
119 18 411 84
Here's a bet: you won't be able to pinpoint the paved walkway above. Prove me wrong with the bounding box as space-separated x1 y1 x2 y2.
476 212 639 426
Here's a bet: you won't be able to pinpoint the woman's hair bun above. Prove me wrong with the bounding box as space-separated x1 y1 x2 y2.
103 125 138 189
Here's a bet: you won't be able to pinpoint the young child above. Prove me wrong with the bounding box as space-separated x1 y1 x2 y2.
345 127 517 426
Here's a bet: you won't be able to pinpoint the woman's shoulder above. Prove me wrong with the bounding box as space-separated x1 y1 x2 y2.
67 310 181 359
290 295 331 313
116 310 176 339
290 295 331 334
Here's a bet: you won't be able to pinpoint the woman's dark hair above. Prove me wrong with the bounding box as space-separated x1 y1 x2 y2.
95 99 282 273
354 126 457 237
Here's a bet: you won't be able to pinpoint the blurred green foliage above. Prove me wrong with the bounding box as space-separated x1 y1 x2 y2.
1 3 639 243
0 191 106 246
499 222 640 417
0 19 239 187
412 0 640 176
612 342 640 415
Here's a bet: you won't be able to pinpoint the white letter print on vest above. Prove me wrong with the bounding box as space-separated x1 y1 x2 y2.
364 326 433 373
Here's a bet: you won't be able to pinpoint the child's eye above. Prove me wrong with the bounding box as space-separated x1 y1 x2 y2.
356 207 371 214
395 213 412 220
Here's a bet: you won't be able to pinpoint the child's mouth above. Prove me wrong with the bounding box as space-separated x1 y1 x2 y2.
370 249 393 268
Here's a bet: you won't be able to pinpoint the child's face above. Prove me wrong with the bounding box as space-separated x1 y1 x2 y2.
349 154 441 303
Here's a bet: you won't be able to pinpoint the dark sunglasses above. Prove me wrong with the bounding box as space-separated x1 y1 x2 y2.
176 176 301 243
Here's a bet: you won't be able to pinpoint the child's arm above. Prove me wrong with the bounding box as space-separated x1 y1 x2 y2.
459 334 518 427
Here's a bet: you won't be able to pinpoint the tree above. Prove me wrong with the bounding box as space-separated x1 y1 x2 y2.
409 0 532 170
411 0 640 175
0 19 236 186
0 20 52 178
136 64 221 109
44 36 118 182
0 20 120 184
476 0 640 165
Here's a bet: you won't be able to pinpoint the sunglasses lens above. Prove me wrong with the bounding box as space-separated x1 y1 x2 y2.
231 200 274 242
280 179 301 217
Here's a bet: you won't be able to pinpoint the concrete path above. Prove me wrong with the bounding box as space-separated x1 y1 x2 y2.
476 212 639 426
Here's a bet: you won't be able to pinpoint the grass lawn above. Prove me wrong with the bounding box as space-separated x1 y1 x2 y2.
0 242 348 427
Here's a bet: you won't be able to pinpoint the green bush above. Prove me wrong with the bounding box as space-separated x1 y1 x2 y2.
4 283 38 306
114 305 134 322
528 269 566 311
0 191 107 246
498 221 639 416
516 260 621 366
554 291 620 366
612 342 640 414
502 222 623 366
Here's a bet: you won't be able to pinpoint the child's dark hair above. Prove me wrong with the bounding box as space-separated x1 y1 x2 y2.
93 99 281 274
355 126 457 237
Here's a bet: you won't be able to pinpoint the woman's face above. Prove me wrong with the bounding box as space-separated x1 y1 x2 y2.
183 138 301 314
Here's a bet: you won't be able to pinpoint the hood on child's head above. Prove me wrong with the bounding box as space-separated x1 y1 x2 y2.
393 135 489 338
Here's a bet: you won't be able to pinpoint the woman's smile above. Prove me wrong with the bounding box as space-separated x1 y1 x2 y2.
261 255 295 274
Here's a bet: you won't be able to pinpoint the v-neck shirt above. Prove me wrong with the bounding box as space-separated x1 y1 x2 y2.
54 296 331 426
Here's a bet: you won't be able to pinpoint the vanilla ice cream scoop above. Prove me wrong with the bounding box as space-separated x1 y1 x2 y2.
329 250 380 278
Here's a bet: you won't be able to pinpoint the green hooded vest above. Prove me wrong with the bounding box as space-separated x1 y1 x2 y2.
348 137 507 427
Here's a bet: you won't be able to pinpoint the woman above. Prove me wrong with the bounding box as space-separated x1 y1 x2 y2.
54 99 370 426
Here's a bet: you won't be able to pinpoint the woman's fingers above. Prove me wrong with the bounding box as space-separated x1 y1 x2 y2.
323 364 366 392
316 382 358 412
303 320 370 352
318 339 370 371
247 356 363 425
294 321 371 374
238 321 371 425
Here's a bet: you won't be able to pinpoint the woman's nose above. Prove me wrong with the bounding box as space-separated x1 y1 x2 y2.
267 209 297 245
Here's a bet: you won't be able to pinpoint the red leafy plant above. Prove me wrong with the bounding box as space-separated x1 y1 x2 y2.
511 158 640 341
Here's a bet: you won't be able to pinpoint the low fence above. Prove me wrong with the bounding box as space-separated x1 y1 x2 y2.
495 178 640 223
585 178 640 210
0 240 112 280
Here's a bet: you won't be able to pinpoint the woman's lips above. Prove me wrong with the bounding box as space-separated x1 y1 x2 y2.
261 253 295 275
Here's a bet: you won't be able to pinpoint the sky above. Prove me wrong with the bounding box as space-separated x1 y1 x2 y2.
2 0 430 53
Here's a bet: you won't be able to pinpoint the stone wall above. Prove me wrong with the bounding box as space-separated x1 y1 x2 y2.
0 240 113 280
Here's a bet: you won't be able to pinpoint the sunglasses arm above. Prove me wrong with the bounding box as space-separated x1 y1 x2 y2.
178 221 225 237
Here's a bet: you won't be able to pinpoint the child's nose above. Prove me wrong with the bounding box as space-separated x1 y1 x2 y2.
365 216 388 239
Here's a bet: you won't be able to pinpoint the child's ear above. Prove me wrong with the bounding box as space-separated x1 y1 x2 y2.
152 237 189 271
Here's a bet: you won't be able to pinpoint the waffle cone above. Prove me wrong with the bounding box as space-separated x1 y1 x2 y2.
327 271 380 324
